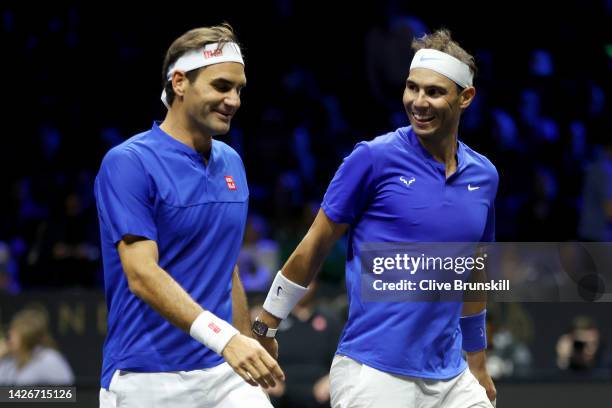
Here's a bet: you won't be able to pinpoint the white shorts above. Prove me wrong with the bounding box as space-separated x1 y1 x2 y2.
329 355 494 408
99 362 273 408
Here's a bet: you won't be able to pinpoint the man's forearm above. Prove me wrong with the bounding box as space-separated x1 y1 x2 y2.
280 237 327 286
128 261 203 332
232 265 252 336
259 210 348 328
463 246 488 316
466 348 487 368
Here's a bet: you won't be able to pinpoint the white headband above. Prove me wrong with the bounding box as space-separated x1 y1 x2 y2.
161 42 244 108
410 49 473 88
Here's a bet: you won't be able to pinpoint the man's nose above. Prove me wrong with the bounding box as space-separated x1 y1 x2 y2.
413 91 429 109
225 90 241 108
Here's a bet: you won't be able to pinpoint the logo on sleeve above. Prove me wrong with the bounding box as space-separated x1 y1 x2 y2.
225 176 237 190
208 322 221 333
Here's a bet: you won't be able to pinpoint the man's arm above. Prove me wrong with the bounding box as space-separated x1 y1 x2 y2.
119 235 202 329
461 249 497 404
118 235 283 388
257 209 348 330
232 265 252 337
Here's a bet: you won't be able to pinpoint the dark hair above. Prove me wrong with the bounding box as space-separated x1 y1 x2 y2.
162 23 240 106
411 29 477 85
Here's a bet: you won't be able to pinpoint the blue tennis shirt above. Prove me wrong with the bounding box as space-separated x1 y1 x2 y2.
94 122 249 388
322 126 498 379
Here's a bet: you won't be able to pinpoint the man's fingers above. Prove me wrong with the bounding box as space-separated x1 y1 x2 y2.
487 388 497 402
251 358 276 388
261 351 285 381
236 366 258 387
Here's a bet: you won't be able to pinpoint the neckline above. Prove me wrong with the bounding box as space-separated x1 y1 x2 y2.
152 121 213 161
401 126 465 172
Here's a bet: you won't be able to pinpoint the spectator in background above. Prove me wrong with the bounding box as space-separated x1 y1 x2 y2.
0 308 73 385
31 190 99 288
365 11 428 127
237 214 279 293
485 304 533 379
556 316 609 373
578 136 612 241
0 241 20 294
259 280 343 408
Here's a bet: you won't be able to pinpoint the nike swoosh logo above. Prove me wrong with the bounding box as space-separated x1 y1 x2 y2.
468 184 480 191
277 286 282 296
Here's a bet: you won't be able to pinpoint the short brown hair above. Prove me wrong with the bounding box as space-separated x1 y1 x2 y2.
10 308 56 353
411 29 477 84
162 23 240 106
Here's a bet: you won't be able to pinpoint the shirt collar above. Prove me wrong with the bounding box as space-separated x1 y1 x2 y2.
152 121 213 162
402 126 466 172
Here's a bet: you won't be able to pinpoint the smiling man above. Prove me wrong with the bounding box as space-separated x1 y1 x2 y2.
95 24 283 408
254 29 498 407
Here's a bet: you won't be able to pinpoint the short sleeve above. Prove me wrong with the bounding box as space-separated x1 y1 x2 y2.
94 148 157 244
321 142 376 225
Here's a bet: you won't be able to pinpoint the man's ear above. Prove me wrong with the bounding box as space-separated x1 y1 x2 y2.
459 86 476 109
171 71 188 98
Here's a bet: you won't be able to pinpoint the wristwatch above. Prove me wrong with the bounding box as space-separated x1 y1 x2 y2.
251 317 278 338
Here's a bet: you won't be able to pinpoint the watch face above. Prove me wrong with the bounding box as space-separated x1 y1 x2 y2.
252 320 267 336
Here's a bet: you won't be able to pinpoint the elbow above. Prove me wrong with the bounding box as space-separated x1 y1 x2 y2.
124 264 153 299
127 275 145 298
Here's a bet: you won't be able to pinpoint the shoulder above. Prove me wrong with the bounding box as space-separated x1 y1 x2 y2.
214 139 245 170
102 131 151 165
214 139 242 160
34 347 70 366
461 142 498 181
30 348 73 384
363 127 406 155
344 128 405 165
0 355 15 368
99 131 154 172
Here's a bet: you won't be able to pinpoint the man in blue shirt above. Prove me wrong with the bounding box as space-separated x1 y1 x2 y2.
95 24 283 408
253 29 497 407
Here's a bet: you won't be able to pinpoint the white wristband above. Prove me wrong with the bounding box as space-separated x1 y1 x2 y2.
263 271 309 319
190 311 239 355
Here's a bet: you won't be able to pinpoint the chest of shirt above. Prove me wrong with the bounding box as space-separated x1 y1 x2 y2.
147 154 249 240
363 164 492 242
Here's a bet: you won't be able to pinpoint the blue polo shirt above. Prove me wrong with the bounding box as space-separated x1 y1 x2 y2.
94 122 249 388
322 126 498 379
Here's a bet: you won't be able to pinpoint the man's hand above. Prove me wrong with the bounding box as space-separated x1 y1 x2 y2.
222 334 284 389
265 380 285 398
312 374 330 404
252 310 281 359
467 350 497 403
254 336 279 360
